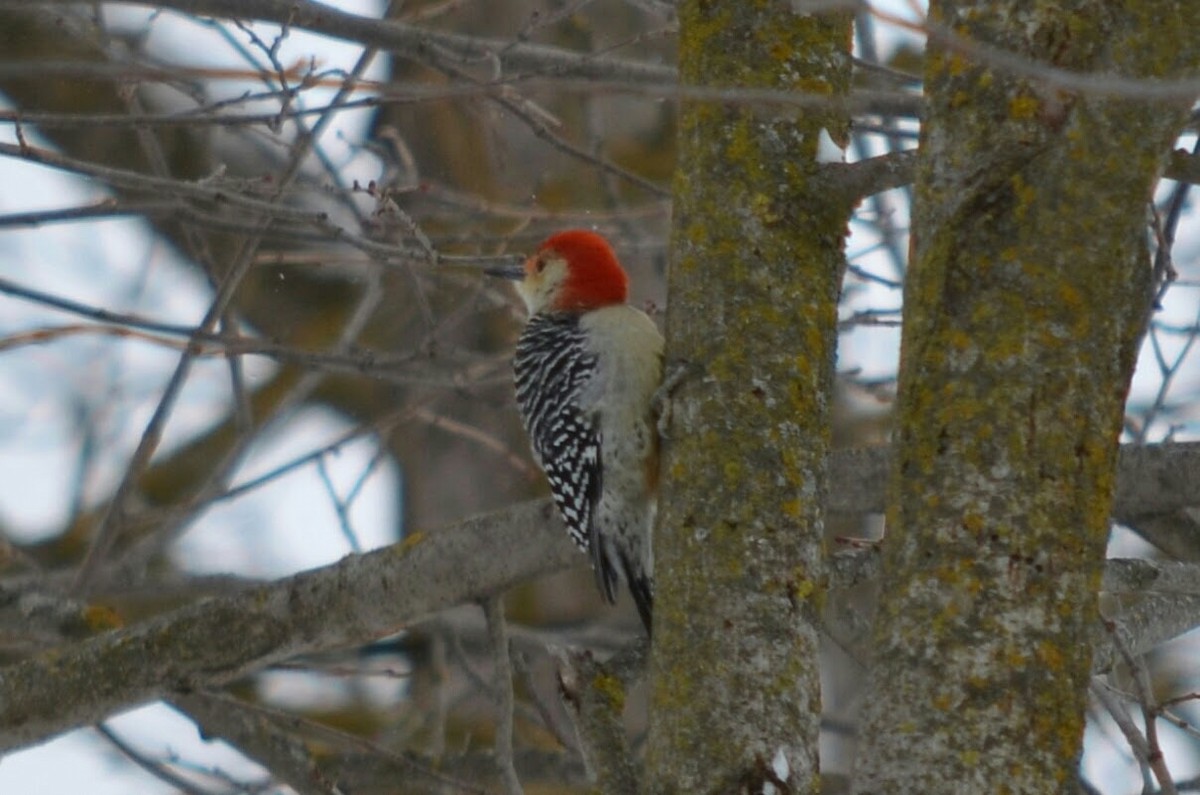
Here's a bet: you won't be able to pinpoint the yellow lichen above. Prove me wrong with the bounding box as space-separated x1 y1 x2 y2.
1008 95 1040 120
84 604 123 631
398 532 425 554
592 672 626 712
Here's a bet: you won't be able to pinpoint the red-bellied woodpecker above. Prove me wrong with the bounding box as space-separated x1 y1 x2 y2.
488 230 664 633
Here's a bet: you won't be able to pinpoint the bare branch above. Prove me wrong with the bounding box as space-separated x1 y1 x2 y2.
95 723 220 795
5 0 675 84
828 147 1200 205
556 648 640 795
0 499 573 754
170 690 341 795
483 598 525 795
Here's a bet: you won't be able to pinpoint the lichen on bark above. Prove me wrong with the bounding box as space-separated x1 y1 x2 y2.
646 2 852 793
852 2 1200 793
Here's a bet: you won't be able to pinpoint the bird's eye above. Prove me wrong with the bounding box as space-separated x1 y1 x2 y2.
535 257 547 273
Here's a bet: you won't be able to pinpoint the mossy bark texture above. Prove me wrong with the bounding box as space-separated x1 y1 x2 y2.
853 3 1199 793
647 3 851 793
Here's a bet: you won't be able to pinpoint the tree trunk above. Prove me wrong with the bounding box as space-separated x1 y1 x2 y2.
853 3 1200 792
647 3 852 792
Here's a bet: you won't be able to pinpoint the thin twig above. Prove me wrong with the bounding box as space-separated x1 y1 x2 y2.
95 723 219 795
483 597 526 795
1106 622 1179 794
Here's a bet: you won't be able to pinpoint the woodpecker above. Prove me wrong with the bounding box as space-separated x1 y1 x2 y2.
488 230 664 633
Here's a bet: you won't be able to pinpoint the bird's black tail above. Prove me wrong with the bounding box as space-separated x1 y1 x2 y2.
621 552 654 636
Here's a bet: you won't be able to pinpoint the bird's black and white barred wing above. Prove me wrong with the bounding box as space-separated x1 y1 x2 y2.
513 313 618 602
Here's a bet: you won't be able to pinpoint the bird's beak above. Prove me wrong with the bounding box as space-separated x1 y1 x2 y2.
484 264 525 281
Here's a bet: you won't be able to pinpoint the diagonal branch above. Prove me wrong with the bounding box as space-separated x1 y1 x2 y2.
171 690 339 795
0 499 572 754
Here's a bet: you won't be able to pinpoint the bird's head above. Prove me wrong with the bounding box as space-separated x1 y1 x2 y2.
487 230 629 315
